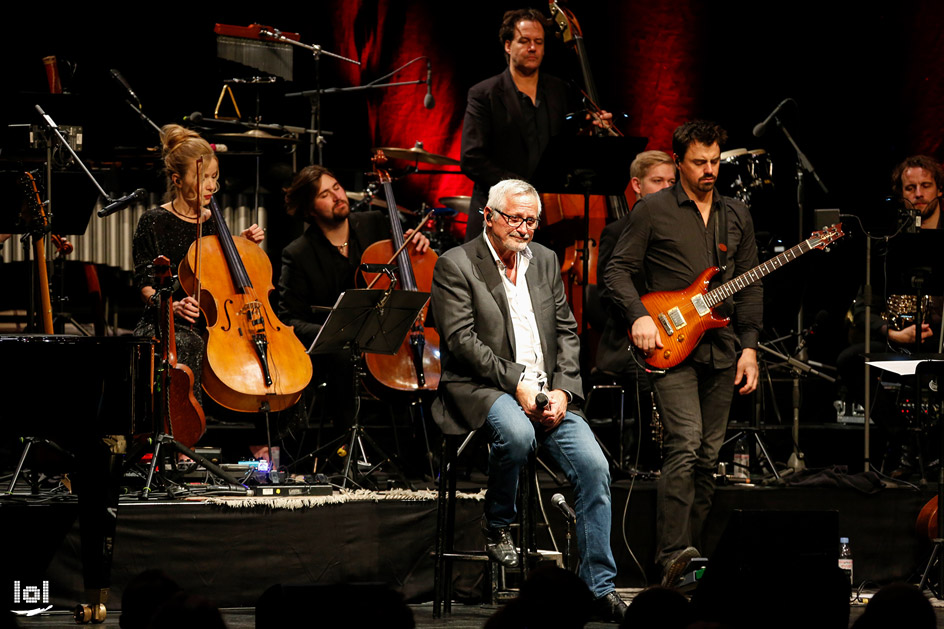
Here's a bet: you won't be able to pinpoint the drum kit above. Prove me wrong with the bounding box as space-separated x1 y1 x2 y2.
718 147 775 206
209 126 469 252
342 142 469 253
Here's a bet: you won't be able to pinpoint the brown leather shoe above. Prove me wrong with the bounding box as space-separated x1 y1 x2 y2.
662 546 700 587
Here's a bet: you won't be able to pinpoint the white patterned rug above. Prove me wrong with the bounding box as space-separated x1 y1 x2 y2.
205 487 485 510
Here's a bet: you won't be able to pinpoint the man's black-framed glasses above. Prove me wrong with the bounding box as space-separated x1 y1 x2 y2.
489 207 539 229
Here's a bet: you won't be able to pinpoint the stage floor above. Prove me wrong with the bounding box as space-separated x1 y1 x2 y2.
3 465 942 627
10 593 944 628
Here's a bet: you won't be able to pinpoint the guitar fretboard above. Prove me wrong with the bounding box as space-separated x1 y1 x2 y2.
704 232 831 308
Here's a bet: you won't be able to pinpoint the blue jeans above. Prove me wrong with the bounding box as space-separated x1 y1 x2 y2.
484 394 618 597
651 362 735 567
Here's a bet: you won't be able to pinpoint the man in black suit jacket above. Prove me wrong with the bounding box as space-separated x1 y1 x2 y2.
278 165 429 424
431 179 626 622
460 8 573 241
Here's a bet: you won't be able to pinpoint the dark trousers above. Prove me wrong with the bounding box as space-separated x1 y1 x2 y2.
651 361 735 567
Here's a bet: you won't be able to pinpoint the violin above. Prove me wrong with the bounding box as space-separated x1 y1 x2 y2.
358 151 440 392
179 196 312 413
151 255 205 448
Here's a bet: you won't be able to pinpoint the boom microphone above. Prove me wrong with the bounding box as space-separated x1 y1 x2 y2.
98 188 147 218
752 98 795 138
110 69 141 108
424 60 435 109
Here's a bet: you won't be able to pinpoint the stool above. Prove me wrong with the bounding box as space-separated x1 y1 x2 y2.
583 379 626 470
432 432 548 617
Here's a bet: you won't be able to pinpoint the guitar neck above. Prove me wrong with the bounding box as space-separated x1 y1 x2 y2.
704 234 822 308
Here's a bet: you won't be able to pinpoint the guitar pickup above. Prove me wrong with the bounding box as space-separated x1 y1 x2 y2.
667 307 687 329
690 294 710 317
657 313 675 336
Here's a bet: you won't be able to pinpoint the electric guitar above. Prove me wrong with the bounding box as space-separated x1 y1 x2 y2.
632 223 845 369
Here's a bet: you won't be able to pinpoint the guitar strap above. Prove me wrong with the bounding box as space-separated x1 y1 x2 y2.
714 198 728 272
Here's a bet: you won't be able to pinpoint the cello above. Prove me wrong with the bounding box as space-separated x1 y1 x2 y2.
179 195 312 413
358 151 440 392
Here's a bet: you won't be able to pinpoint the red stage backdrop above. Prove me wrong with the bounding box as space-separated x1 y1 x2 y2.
329 1 470 213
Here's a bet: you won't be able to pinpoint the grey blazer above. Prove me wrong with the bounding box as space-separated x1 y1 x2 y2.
430 236 583 435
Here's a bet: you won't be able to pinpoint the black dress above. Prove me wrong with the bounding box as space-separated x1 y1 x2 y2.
132 206 220 402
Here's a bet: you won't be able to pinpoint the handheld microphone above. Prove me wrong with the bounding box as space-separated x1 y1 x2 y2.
424 60 435 109
752 97 795 138
551 493 577 523
98 188 147 218
535 392 549 410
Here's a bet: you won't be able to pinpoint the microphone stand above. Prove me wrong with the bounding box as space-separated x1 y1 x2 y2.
32 105 131 333
285 57 429 166
768 115 830 365
757 340 836 475
123 99 161 134
261 28 360 166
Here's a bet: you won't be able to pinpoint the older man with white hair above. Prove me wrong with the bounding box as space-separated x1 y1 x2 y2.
431 179 625 622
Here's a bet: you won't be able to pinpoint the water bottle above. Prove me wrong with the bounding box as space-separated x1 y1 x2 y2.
732 435 750 482
838 537 853 585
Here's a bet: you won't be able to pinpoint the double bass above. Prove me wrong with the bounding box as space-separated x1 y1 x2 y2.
179 196 312 413
548 1 633 331
358 152 440 392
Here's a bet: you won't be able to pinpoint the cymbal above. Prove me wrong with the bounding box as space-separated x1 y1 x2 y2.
215 129 298 144
373 142 459 166
347 191 416 216
438 196 472 215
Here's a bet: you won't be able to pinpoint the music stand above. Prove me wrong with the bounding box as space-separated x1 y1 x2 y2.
531 135 643 331
307 288 429 489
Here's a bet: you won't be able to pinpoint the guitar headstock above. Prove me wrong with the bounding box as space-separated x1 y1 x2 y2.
810 223 845 250
19 171 46 227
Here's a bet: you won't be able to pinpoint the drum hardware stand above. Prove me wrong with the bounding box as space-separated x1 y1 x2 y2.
723 351 782 482
299 282 429 489
757 340 836 476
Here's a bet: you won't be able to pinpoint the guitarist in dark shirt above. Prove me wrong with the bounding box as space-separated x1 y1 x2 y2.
604 121 763 587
